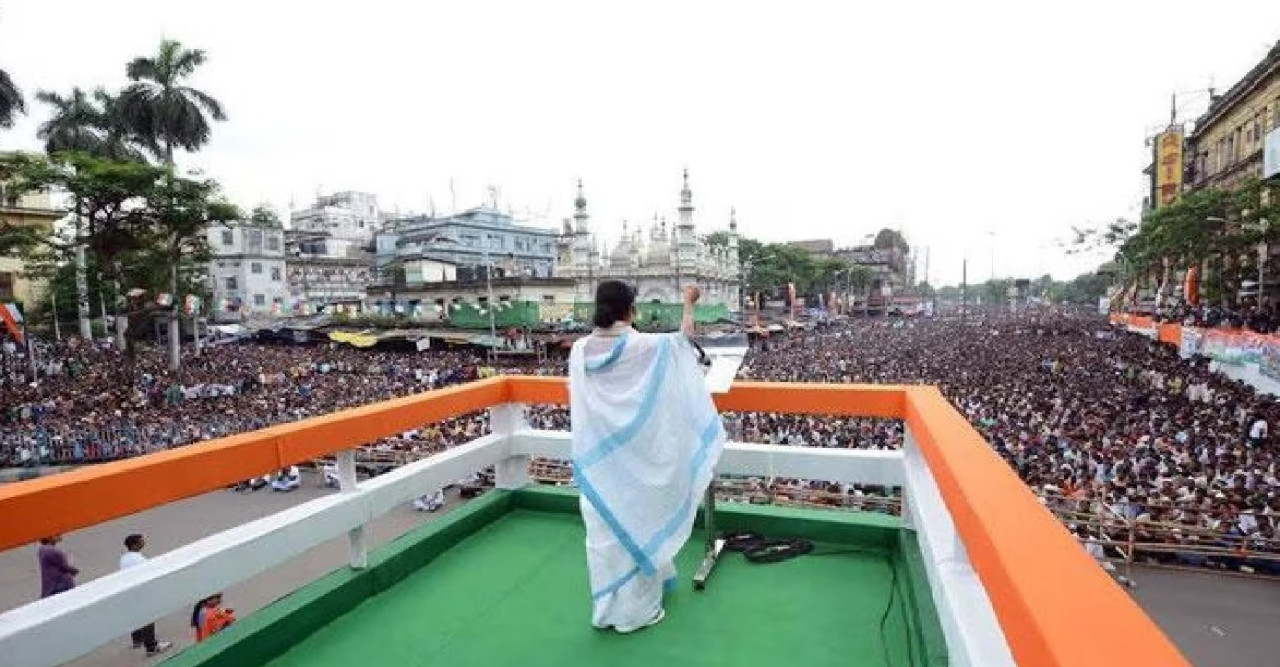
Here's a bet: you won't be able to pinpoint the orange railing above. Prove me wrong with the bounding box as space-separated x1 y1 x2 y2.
0 377 1188 667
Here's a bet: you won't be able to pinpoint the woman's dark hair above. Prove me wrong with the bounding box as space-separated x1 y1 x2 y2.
593 280 636 328
192 594 220 628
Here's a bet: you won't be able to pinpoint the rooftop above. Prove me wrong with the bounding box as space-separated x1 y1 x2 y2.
0 378 1189 667
167 487 942 667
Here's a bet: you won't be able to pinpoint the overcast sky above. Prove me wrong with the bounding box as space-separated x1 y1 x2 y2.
3 1 1280 285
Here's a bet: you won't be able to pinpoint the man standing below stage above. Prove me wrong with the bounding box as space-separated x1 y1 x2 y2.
38 535 77 598
569 282 726 634
120 534 172 656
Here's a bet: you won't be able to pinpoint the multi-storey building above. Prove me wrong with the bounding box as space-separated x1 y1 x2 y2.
206 220 288 321
289 191 381 259
0 182 61 310
1184 41 1280 192
377 207 559 280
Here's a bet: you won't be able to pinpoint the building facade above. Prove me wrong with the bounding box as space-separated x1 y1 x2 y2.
377 207 559 279
557 171 740 311
0 176 63 309
289 191 382 259
836 244 914 307
1185 41 1280 192
206 221 288 321
366 276 579 326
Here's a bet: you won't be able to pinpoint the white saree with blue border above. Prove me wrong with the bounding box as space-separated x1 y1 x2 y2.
569 326 727 630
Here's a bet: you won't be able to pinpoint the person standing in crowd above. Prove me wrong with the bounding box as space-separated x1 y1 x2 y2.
119 534 172 655
191 593 236 642
38 535 78 598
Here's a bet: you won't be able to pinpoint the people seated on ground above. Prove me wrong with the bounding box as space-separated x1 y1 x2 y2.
191 593 235 642
271 466 301 492
412 489 445 512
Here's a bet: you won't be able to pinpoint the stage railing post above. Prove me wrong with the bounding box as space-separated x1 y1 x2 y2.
336 449 367 570
492 403 531 489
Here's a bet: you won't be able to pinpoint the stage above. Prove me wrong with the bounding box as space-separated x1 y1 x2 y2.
165 487 944 667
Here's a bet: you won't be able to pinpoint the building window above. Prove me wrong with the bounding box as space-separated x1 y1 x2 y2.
266 235 280 252
251 262 263 274
271 267 282 281
222 230 233 246
253 294 265 306
225 277 237 290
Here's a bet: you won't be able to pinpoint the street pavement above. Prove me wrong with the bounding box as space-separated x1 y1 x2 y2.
3 477 1279 666
0 473 461 667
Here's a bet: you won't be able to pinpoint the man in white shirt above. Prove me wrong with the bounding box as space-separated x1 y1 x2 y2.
1249 417 1268 448
120 534 171 656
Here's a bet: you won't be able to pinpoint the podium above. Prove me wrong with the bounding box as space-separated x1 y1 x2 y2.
690 333 748 590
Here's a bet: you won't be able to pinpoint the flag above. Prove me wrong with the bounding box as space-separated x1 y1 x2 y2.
155 293 174 307
0 303 24 343
183 295 202 315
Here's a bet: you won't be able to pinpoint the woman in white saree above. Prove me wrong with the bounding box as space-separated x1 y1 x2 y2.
569 280 726 633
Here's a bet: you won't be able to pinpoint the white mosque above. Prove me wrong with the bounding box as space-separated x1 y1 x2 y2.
555 170 742 311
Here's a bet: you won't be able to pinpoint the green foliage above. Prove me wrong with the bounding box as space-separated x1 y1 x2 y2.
873 228 909 253
1073 178 1280 307
0 66 23 128
118 39 226 162
2 151 237 296
249 204 282 228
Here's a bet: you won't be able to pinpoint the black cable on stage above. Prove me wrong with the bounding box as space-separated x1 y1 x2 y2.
717 532 909 667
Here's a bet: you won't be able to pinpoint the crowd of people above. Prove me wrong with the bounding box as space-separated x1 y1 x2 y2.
5 305 1280 575
0 338 560 467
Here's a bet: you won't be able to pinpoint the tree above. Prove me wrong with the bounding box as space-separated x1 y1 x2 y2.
0 66 23 128
119 39 225 370
35 88 102 154
873 228 909 253
146 172 239 367
118 39 226 165
248 204 282 228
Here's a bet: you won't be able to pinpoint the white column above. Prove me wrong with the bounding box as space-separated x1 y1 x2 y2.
336 450 367 569
491 403 531 489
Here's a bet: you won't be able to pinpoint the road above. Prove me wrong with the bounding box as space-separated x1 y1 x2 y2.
4 477 1280 667
0 473 461 667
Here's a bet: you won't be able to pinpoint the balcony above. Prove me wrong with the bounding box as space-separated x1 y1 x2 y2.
0 379 1187 667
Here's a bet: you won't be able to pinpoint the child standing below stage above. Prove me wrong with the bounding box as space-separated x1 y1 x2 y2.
191 593 236 642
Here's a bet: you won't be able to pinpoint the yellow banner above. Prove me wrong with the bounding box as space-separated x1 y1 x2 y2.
1155 130 1183 208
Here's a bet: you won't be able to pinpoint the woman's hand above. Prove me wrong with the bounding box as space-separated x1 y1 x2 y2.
684 285 701 305
681 285 699 336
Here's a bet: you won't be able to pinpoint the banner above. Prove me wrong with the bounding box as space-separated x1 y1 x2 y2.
1200 329 1268 366
416 338 431 352
1261 341 1280 382
1180 327 1203 357
1155 129 1184 208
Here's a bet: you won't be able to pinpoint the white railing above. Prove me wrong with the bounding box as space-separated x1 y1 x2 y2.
0 404 1009 667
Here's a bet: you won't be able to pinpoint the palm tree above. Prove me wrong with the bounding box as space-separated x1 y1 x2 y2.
0 67 23 128
91 89 151 162
118 39 225 370
35 87 102 154
118 39 226 165
36 87 104 340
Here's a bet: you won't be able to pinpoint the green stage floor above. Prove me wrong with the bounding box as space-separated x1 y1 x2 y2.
167 489 944 667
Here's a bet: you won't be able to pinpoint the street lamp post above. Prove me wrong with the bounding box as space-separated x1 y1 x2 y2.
481 247 498 357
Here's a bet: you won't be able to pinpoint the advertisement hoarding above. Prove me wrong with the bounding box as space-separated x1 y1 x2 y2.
1155 130 1184 208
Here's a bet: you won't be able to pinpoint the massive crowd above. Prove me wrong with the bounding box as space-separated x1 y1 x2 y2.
4 307 1279 573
